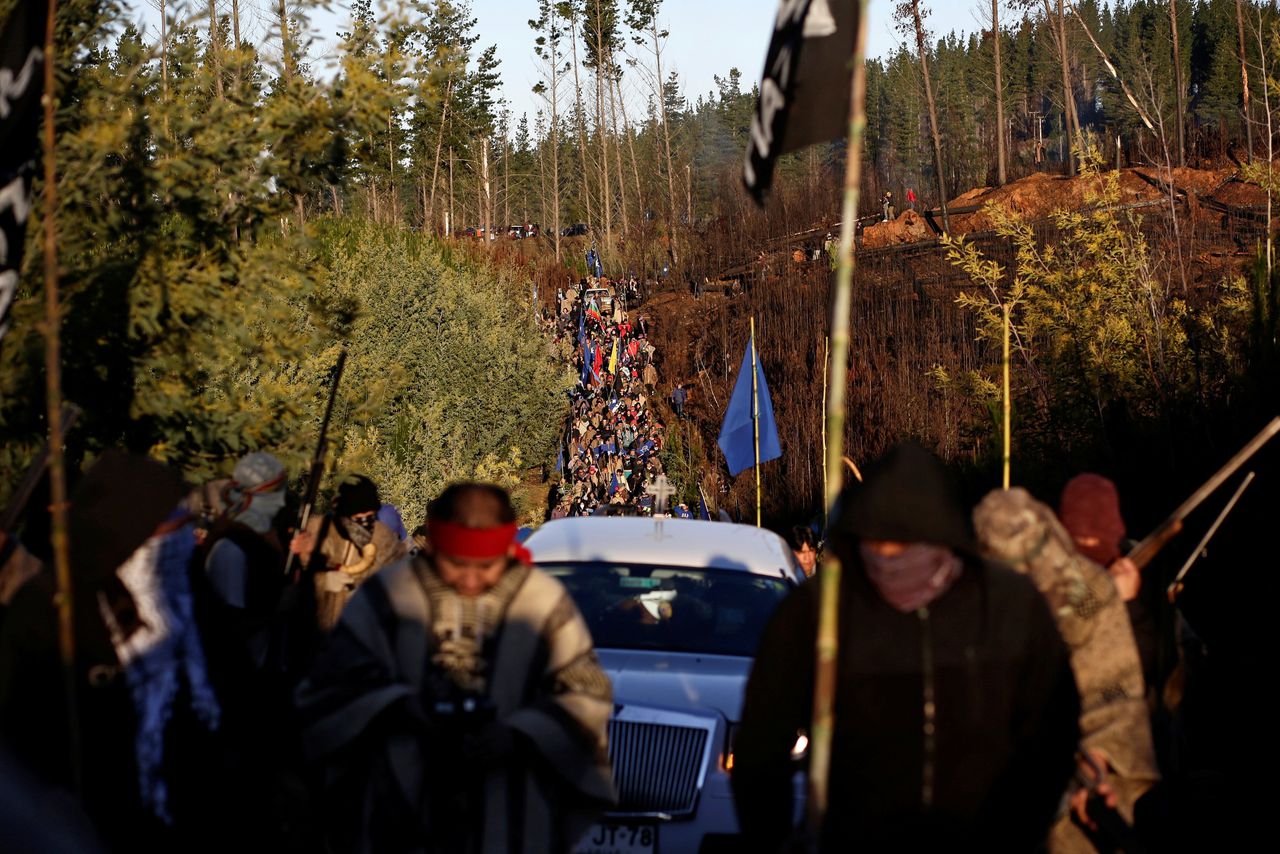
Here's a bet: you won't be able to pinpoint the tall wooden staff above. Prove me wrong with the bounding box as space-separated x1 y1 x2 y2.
40 0 81 792
751 316 762 527
810 0 871 830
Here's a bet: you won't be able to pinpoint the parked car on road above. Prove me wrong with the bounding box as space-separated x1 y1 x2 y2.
526 517 805 854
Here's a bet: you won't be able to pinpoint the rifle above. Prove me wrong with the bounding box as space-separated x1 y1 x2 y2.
1127 416 1280 569
1166 471 1256 603
284 349 347 579
1 402 81 534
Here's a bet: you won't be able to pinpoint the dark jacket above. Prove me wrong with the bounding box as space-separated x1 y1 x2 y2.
731 444 1080 851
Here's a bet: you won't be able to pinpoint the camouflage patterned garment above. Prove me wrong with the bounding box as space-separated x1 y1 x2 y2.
974 487 1159 853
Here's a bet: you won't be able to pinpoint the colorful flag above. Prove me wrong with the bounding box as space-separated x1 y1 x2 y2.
697 485 713 521
717 334 782 476
608 338 618 375
743 0 859 203
0 0 48 347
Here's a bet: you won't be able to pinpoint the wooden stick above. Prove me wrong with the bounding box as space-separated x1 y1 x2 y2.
1002 303 1011 490
811 0 871 828
1167 472 1255 602
751 316 761 528
40 0 81 795
1128 416 1280 568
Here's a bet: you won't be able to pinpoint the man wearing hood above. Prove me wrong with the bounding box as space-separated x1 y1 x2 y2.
732 443 1080 851
289 475 406 632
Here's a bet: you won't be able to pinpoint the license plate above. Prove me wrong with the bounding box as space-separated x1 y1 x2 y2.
573 822 658 854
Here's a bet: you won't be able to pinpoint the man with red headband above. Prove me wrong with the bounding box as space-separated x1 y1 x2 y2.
296 482 615 853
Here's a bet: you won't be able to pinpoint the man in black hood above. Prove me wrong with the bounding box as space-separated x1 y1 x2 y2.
732 443 1080 851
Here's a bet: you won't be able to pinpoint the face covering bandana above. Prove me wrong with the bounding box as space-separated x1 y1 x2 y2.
340 516 375 548
859 542 963 614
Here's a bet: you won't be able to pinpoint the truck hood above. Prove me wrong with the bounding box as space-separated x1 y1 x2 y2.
598 649 752 722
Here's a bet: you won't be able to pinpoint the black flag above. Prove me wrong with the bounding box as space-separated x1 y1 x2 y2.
743 0 859 204
0 1 48 346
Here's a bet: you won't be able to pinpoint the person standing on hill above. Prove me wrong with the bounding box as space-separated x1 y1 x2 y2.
732 443 1079 851
671 384 688 419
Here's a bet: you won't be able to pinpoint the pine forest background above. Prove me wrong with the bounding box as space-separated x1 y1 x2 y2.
2 0 1280 540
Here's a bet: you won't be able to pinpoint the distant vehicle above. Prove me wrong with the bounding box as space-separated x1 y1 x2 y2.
526 517 806 854
583 286 613 313
562 223 589 237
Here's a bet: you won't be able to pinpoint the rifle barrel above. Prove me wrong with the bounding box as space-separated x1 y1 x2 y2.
1128 416 1280 565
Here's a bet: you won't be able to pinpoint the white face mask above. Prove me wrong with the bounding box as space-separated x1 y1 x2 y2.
235 490 286 535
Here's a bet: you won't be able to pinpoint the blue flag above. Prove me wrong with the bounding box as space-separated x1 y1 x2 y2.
717 335 781 476
697 485 712 521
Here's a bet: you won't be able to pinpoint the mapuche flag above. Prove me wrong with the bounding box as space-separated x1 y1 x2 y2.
0 0 47 346
718 335 781 477
743 0 859 204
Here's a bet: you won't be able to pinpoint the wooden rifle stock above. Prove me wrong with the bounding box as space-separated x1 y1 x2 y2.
1126 416 1280 569
284 350 347 578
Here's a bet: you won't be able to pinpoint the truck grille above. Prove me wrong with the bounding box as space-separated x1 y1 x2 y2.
608 719 710 816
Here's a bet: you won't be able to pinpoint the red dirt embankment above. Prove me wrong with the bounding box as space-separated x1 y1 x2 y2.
860 166 1266 249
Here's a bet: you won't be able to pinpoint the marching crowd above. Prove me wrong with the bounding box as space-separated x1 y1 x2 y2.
547 276 671 518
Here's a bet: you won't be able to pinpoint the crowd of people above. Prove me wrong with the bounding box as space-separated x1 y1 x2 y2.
547 274 671 518
0 428 1234 851
0 454 614 852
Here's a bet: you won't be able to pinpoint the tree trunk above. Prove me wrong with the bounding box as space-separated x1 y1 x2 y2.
1049 0 1079 174
160 0 169 139
993 0 1007 185
387 114 397 225
652 21 679 269
482 137 492 247
614 74 644 227
596 70 613 251
503 137 510 233
608 72 629 241
278 0 294 83
568 13 595 234
1170 0 1186 166
1237 0 1253 162
449 149 455 239
428 77 454 236
550 23 562 262
207 1 223 101
911 0 949 231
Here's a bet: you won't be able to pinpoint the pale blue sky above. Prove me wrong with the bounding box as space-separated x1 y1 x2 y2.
126 1 985 125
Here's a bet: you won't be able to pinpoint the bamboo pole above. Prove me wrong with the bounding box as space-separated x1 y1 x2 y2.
821 335 829 530
1002 303 1011 490
41 0 81 794
751 316 761 528
810 0 871 829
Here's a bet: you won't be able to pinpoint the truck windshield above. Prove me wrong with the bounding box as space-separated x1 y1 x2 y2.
540 563 791 657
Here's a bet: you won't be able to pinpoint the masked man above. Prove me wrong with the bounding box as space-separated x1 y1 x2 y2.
974 486 1159 854
296 483 615 852
733 444 1079 851
289 475 406 632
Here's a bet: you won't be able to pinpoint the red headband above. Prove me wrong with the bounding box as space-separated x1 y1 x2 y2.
428 519 532 564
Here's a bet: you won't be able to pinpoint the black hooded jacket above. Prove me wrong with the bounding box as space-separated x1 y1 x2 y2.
731 444 1080 851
